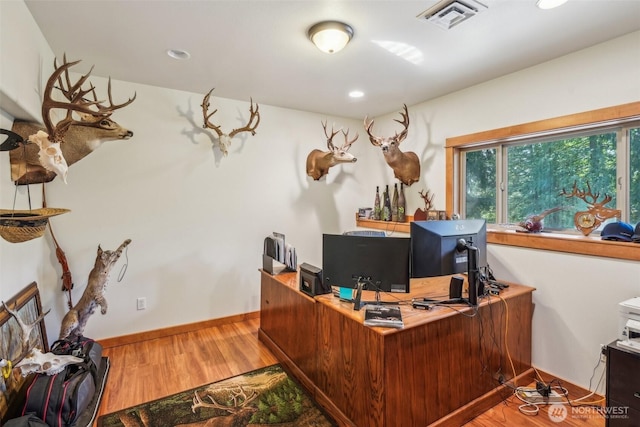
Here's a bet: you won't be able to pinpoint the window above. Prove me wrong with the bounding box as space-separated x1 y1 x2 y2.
445 102 640 261
462 126 638 231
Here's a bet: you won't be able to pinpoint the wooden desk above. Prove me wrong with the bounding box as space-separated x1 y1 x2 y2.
259 270 534 427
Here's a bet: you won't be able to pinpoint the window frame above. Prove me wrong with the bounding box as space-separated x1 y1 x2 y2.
445 102 640 262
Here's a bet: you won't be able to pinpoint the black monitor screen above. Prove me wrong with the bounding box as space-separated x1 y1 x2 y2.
410 219 487 278
322 234 411 293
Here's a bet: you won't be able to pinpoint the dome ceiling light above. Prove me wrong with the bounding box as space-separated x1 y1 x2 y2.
308 21 354 54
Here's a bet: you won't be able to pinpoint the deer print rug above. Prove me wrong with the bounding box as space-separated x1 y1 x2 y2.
97 364 335 427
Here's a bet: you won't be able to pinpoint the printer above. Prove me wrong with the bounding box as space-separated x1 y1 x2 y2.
618 297 640 353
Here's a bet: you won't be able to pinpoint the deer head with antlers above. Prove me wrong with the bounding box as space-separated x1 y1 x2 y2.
201 88 260 156
8 55 136 185
364 104 421 186
560 181 621 236
306 120 358 180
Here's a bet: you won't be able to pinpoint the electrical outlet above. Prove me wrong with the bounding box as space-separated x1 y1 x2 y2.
136 297 147 310
518 389 565 404
600 344 607 362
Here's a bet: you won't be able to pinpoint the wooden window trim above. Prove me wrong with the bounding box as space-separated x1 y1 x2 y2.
445 101 640 262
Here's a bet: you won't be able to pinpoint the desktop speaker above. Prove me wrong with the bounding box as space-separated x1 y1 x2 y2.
449 276 464 299
299 263 329 297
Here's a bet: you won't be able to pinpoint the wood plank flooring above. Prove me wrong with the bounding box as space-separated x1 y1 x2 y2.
97 317 605 427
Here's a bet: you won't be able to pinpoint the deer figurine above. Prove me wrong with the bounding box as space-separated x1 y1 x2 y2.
306 121 358 180
8 55 136 185
201 88 260 156
560 181 621 236
364 104 420 186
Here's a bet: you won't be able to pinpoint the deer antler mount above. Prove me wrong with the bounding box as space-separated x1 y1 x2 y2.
8 55 136 185
201 88 260 156
364 104 420 186
306 120 358 180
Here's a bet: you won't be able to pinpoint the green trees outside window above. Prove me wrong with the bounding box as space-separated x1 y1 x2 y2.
463 125 639 231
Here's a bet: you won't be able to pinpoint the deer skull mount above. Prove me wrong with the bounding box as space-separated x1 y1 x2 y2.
8 55 136 185
2 300 50 376
31 130 69 184
306 120 358 180
201 88 260 156
364 104 421 186
14 348 83 377
560 181 621 236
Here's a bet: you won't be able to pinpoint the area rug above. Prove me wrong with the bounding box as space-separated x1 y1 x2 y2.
97 364 336 427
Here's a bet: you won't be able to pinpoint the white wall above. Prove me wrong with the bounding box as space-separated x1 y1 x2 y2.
0 1 53 307
1 0 639 393
411 30 640 392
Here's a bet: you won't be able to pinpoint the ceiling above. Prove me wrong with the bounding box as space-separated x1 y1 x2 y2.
24 0 640 120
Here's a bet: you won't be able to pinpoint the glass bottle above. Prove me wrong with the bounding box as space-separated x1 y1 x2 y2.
373 186 381 220
391 183 399 222
383 185 392 221
398 182 406 222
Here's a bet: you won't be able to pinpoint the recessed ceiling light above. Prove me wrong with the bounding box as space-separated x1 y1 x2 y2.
536 0 568 9
167 49 191 60
349 90 364 98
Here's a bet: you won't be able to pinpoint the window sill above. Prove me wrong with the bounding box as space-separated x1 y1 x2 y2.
487 228 640 262
355 214 640 261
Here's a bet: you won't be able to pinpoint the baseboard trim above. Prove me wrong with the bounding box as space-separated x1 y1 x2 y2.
98 311 260 349
430 368 535 427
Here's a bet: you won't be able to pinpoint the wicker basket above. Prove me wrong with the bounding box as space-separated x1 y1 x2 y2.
0 208 70 243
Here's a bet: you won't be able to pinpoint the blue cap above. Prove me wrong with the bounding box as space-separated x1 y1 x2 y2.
633 222 640 243
601 221 634 242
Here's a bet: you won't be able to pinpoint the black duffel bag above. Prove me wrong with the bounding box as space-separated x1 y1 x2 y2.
18 337 102 427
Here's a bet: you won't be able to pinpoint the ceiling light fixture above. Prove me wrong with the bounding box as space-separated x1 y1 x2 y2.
167 49 191 60
308 21 354 54
536 0 568 9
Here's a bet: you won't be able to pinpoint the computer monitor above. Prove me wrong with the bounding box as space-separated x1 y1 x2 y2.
322 234 411 296
410 219 487 305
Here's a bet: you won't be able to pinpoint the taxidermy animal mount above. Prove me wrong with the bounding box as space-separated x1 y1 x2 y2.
414 188 435 220
2 302 81 377
518 207 563 232
306 120 358 180
59 239 131 340
14 348 82 377
201 88 260 156
560 181 621 236
8 55 135 185
364 104 420 186
2 301 50 363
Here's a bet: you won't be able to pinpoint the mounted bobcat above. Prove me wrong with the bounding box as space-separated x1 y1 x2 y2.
59 239 131 340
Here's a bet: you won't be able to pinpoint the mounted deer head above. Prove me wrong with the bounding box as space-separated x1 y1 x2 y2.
201 88 260 156
8 55 136 185
306 120 358 180
560 181 621 236
364 104 421 186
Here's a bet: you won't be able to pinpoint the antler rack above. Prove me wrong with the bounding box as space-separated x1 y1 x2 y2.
42 54 136 144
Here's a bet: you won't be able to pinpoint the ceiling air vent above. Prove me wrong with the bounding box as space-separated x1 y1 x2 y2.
417 0 488 30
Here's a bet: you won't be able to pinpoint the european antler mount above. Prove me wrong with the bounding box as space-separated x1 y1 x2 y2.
201 88 260 156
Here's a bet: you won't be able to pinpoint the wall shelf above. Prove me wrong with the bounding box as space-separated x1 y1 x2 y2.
355 213 413 234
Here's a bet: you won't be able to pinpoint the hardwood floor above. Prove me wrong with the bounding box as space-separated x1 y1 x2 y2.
96 317 605 427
